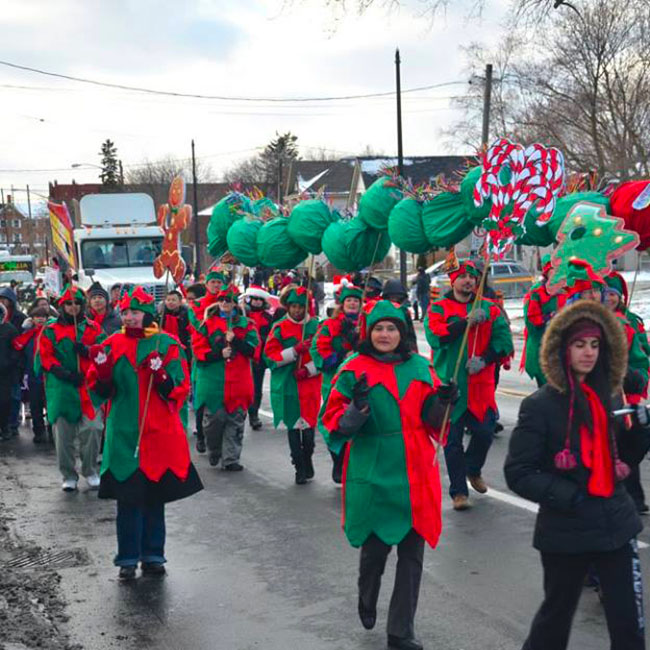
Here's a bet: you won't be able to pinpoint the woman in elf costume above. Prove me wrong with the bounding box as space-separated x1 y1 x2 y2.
36 285 105 491
311 283 363 483
322 300 456 650
192 284 259 471
88 287 203 580
264 286 322 485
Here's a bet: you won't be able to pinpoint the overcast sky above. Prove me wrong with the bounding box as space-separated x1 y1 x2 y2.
0 0 508 210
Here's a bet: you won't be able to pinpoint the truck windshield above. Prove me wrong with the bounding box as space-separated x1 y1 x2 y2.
81 238 162 269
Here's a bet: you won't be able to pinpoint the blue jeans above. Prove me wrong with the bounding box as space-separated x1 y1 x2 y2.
444 409 496 498
114 501 166 567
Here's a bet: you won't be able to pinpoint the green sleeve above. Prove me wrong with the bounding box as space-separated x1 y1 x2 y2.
490 310 514 357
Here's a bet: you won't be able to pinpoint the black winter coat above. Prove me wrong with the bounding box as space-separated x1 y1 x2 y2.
0 321 19 387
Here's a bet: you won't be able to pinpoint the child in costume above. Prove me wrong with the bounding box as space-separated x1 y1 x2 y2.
88 287 203 580
36 286 105 491
159 289 192 353
264 286 321 485
242 285 274 431
322 300 456 650
425 261 513 510
192 285 259 471
311 283 363 483
12 305 51 443
521 256 567 387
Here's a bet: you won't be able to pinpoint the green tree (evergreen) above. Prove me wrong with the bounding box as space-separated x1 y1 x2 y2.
99 139 120 187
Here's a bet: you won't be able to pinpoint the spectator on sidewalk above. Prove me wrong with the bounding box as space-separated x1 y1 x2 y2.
0 303 19 441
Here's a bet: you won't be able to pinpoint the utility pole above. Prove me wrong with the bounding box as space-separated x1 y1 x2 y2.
278 157 284 205
191 139 201 276
118 160 124 186
481 63 494 147
26 185 32 218
395 48 407 288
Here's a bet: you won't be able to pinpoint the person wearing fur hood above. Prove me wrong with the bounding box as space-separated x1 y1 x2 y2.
505 300 650 650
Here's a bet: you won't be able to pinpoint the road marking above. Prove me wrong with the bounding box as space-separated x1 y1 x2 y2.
486 488 649 549
254 405 649 550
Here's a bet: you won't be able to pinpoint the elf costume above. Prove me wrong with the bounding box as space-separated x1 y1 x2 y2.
243 285 274 430
88 287 203 578
425 261 513 507
36 285 105 490
521 257 567 386
192 284 259 470
311 284 363 483
322 300 454 647
263 286 322 484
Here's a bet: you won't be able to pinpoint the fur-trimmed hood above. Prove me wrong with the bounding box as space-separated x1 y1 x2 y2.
540 300 628 394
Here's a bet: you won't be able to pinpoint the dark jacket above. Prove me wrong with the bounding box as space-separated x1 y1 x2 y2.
0 321 19 387
504 301 649 554
159 305 191 353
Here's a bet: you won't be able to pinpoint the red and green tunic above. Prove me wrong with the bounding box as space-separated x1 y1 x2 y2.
615 311 649 404
627 309 650 357
89 329 202 505
264 316 322 429
192 313 259 413
322 352 443 548
36 318 105 424
310 312 357 401
521 282 566 384
425 294 513 424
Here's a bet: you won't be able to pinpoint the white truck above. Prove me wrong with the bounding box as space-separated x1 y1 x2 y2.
74 193 169 300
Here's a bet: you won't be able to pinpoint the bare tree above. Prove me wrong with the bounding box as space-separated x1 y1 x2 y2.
126 155 216 206
447 0 650 178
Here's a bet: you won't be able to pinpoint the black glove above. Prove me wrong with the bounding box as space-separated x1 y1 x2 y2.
341 318 360 348
436 381 459 406
50 366 84 387
204 340 226 363
156 375 175 400
73 342 89 358
624 369 646 396
230 336 255 358
352 373 371 412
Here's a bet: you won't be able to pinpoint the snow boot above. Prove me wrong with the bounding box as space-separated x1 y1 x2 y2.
288 429 307 485
302 428 315 480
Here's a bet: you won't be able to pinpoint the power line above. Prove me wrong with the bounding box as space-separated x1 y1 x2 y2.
0 58 465 103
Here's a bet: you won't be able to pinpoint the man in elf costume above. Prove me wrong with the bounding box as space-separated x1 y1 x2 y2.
521 256 567 387
264 286 322 485
311 283 363 483
242 285 274 431
425 261 513 510
36 285 105 491
192 284 259 471
88 287 203 580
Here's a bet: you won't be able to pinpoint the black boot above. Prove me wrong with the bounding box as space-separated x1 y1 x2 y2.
331 447 345 484
302 428 315 480
195 433 206 454
288 429 307 485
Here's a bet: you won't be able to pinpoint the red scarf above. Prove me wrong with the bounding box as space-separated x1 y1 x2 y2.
163 312 180 338
579 383 614 497
89 308 106 326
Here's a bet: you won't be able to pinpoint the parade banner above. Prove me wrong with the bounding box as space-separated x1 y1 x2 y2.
48 200 76 269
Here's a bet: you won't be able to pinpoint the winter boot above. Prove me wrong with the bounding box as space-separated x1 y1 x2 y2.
195 433 206 454
302 428 315 480
330 447 345 484
248 407 263 431
288 429 307 485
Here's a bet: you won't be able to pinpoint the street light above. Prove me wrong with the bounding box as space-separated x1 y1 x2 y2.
71 163 102 169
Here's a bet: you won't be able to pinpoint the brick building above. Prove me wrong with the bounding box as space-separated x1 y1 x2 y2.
0 196 51 265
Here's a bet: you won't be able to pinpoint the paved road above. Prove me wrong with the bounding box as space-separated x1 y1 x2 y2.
2 330 650 649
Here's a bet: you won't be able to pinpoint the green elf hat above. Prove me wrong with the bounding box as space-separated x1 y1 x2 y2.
362 299 407 340
206 267 227 283
337 284 363 304
120 286 156 315
566 259 605 295
448 261 480 284
57 284 86 306
285 286 309 306
604 271 628 304
216 284 240 301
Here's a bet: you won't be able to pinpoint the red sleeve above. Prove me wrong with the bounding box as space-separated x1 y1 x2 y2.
526 293 545 328
38 329 60 371
192 325 213 362
12 328 35 352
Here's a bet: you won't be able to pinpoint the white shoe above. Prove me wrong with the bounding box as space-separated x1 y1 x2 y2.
86 474 100 490
62 479 78 492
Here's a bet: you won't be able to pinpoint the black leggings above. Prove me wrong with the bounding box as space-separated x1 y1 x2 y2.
524 540 645 650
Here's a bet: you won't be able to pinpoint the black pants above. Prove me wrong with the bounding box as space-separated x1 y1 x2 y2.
359 529 425 639
29 379 46 437
287 428 314 468
195 405 205 442
248 362 266 420
625 463 647 510
524 541 645 650
0 387 11 433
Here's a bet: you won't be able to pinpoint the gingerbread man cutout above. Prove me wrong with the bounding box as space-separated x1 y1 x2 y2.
153 176 192 284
